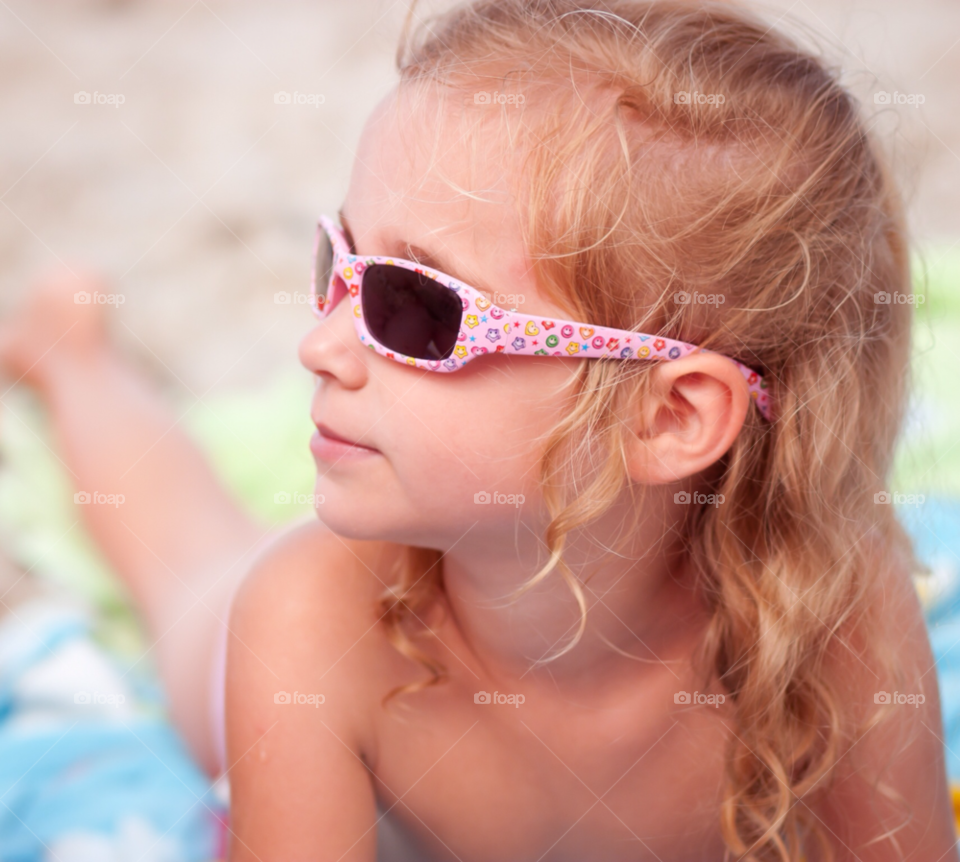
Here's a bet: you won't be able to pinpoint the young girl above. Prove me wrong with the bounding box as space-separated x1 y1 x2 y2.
0 0 956 860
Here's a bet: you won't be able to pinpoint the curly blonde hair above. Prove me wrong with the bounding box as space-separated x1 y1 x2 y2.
377 2 917 859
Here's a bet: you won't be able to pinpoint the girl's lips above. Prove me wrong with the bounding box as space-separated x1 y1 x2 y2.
310 424 380 462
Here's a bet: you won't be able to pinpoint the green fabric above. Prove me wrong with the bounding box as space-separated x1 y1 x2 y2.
894 248 960 494
175 371 317 525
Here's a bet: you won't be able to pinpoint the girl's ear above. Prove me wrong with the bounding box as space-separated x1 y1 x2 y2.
623 352 750 485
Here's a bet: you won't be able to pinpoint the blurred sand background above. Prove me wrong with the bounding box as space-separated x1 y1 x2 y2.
0 0 959 520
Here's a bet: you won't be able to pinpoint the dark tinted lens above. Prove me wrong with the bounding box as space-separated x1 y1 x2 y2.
361 264 462 360
314 228 334 305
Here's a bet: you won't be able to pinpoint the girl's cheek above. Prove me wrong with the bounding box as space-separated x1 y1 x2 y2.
387 395 534 501
382 360 572 517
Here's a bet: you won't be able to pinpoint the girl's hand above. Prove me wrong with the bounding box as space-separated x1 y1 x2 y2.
0 266 111 392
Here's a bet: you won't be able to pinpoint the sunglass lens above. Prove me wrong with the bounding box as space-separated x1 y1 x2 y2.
313 228 335 311
361 265 462 360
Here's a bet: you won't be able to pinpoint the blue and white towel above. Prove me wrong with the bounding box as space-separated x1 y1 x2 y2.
0 599 224 862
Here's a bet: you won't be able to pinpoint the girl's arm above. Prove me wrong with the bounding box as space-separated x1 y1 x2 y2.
225 520 380 862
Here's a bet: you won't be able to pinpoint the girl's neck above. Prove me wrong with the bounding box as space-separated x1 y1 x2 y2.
438 486 711 688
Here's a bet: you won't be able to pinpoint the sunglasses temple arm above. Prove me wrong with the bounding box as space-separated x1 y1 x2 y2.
504 310 772 421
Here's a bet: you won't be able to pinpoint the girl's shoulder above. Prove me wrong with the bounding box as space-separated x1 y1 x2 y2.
808 551 957 858
224 522 404 855
226 521 405 747
234 520 404 624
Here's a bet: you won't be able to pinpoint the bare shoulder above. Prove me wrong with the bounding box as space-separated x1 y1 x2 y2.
224 521 404 860
232 520 399 632
810 551 958 860
226 520 403 747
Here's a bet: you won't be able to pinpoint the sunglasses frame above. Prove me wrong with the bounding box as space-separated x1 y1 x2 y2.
311 215 772 421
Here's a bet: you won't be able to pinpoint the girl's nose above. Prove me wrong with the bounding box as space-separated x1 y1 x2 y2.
298 295 368 389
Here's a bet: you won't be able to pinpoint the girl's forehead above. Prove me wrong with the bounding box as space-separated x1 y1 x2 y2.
346 86 522 249
341 85 549 314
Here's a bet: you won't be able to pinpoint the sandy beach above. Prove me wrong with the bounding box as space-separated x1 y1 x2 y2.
0 0 957 398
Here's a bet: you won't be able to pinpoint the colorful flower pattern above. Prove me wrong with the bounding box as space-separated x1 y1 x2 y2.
312 216 773 421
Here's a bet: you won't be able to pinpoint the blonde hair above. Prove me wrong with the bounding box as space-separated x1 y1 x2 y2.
377 1 917 859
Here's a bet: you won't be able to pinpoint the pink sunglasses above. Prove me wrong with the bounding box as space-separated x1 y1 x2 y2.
311 215 772 421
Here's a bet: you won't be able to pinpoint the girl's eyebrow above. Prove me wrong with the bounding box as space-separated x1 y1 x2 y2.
403 243 473 286
407 245 495 300
338 209 494 298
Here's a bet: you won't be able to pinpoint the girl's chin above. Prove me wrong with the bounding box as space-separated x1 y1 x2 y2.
310 499 434 546
313 511 385 542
